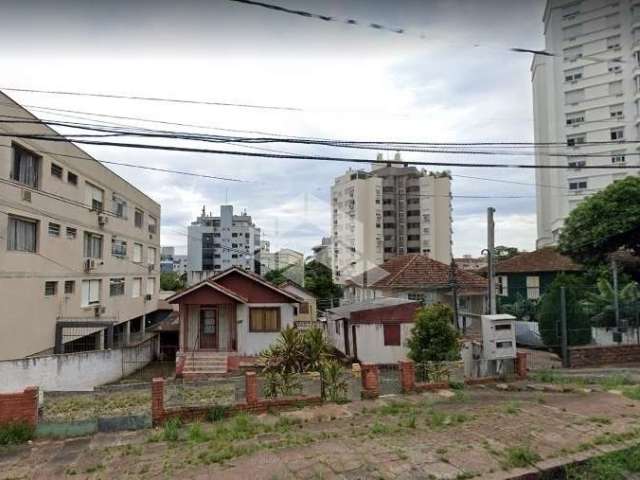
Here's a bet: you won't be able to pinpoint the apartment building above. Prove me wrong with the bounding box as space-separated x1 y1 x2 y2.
532 0 640 247
0 92 161 360
311 236 332 267
186 205 261 284
160 246 188 275
261 247 305 285
331 154 452 284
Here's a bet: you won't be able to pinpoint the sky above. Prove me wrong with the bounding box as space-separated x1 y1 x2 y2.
0 0 546 257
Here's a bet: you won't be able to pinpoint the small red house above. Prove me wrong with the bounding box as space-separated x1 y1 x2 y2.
167 267 302 376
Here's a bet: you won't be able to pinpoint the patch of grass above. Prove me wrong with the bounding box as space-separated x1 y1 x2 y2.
503 401 521 415
425 410 472 430
622 386 640 401
564 445 640 479
186 422 208 443
206 404 230 423
500 446 541 470
370 422 390 435
376 400 415 416
84 463 105 474
163 417 181 442
586 416 612 426
401 412 416 429
274 416 302 433
0 422 34 445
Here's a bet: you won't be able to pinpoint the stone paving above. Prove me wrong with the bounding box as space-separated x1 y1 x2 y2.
2 386 640 479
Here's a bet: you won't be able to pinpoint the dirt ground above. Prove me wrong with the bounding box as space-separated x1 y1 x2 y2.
3 385 640 480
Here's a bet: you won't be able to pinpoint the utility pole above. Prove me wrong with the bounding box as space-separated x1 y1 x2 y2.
487 207 497 315
612 256 621 331
449 259 460 331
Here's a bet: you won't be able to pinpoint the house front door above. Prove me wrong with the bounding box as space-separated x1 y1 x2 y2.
199 308 218 349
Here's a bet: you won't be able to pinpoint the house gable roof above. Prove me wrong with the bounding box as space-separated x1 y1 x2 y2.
489 248 581 274
278 280 317 300
166 279 249 304
208 267 302 303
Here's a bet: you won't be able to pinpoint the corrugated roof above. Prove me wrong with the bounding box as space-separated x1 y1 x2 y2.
327 297 416 319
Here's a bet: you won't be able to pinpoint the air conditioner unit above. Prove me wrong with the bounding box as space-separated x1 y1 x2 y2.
21 189 31 202
98 215 108 227
148 264 155 272
94 305 106 317
144 294 152 301
84 258 96 272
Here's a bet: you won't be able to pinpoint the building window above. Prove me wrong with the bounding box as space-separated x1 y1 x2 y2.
11 144 40 188
109 277 125 297
44 281 57 296
496 276 508 296
406 186 420 193
612 152 626 164
83 232 103 259
132 277 142 298
66 227 77 239
610 80 623 96
67 171 78 186
146 277 156 296
134 209 144 228
383 324 401 346
565 111 584 125
148 215 157 234
407 292 425 304
147 246 156 265
133 243 143 263
64 280 75 294
299 302 310 314
608 59 622 73
48 222 60 236
569 180 588 191
610 104 624 119
81 279 101 306
611 127 624 140
568 158 586 169
526 276 540 300
249 307 281 332
7 216 37 252
407 235 420 241
85 182 104 212
564 67 583 82
51 163 63 179
563 45 582 62
607 35 621 50
112 195 127 218
566 134 586 146
563 23 581 40
111 239 127 257
407 210 420 217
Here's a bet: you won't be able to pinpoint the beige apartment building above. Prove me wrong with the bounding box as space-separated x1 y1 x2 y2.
0 92 161 360
331 154 452 284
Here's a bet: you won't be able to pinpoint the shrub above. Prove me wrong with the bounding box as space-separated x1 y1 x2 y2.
406 304 460 364
206 405 229 423
0 422 34 445
320 359 348 402
162 417 181 442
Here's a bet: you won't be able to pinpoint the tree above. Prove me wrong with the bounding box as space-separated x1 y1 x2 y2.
160 271 185 291
498 293 538 322
559 176 640 266
538 274 591 349
406 304 460 364
495 245 520 260
264 266 292 285
304 260 342 306
581 278 640 327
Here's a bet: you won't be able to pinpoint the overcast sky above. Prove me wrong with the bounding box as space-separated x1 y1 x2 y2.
1 0 546 257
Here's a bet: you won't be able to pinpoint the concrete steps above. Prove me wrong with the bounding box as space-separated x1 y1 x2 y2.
183 352 228 375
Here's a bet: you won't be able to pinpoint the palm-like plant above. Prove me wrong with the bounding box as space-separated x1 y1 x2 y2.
582 279 640 327
499 293 538 322
302 327 330 371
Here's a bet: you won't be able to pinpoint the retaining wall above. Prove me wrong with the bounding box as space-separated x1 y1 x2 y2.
0 386 38 427
569 344 640 368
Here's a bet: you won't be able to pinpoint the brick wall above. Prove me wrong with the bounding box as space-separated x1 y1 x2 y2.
360 364 379 399
0 386 38 427
569 344 640 368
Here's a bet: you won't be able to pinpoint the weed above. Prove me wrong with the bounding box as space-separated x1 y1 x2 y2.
0 422 34 445
500 446 540 469
377 400 414 416
138 464 150 474
370 422 390 435
206 404 229 423
586 416 612 425
274 416 302 433
401 412 416 429
84 464 105 474
64 468 77 475
187 422 208 443
163 417 181 442
503 401 521 415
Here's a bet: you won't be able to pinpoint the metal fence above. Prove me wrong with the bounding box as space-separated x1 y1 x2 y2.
165 377 244 408
378 364 402 396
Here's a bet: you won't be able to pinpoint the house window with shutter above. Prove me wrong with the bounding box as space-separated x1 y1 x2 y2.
249 307 281 332
299 302 310 314
383 324 401 346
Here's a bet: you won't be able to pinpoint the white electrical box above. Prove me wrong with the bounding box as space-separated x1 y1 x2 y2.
481 314 517 360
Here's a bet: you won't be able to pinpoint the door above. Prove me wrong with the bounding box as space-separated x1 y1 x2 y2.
351 325 358 361
199 308 218 349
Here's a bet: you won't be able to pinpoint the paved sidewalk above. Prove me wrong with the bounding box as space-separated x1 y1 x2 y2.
2 386 640 479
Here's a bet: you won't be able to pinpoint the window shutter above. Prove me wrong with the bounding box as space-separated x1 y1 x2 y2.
383 324 401 346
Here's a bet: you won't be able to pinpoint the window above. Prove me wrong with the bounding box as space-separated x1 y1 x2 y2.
408 292 426 304
67 171 78 186
249 307 281 332
526 276 540 300
111 239 127 257
565 89 584 104
133 243 143 263
609 81 623 96
407 210 420 217
564 67 583 82
148 215 157 234
382 186 394 193
50 163 63 179
7 216 37 252
383 324 401 346
383 210 394 217
608 59 622 73
64 280 75 294
147 246 156 265
83 232 103 258
568 158 586 169
496 275 508 296
563 45 582 61
146 277 156 296
109 277 125 296
612 152 626 164
85 182 104 212
565 111 584 125
81 279 101 306
383 223 396 229
407 222 420 229
335 319 340 335
48 222 60 236
610 104 624 119
406 186 420 193
635 50 640 68
562 3 579 19
407 234 420 241
569 180 588 191
66 227 77 239
132 277 142 298
611 127 624 140
112 195 127 218
11 144 40 188
44 281 57 296
407 198 419 205
563 24 581 40
607 35 621 50
382 198 393 205
299 302 310 314
566 134 586 146
606 13 620 29
134 209 144 228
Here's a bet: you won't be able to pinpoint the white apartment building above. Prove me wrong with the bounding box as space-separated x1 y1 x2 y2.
187 205 261 284
261 247 305 285
331 155 452 284
532 0 640 247
0 92 161 360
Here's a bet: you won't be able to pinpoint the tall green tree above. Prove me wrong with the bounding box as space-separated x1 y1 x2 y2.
304 260 342 305
264 265 292 285
406 304 460 363
559 176 640 267
160 271 185 291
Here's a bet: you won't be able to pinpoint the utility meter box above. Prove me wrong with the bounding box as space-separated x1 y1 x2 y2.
481 314 517 360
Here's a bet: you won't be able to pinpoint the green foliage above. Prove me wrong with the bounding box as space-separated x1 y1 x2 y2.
538 274 592 348
320 359 349 402
206 405 229 423
581 278 640 327
559 176 640 266
160 271 186 291
264 265 293 285
0 422 34 445
498 293 538 322
500 446 541 469
162 417 181 442
304 260 342 304
406 304 460 363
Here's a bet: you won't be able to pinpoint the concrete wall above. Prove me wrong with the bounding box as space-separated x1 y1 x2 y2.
236 303 295 355
0 93 161 360
0 337 157 392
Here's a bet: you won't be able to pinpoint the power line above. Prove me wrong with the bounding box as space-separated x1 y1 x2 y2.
0 87 302 112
